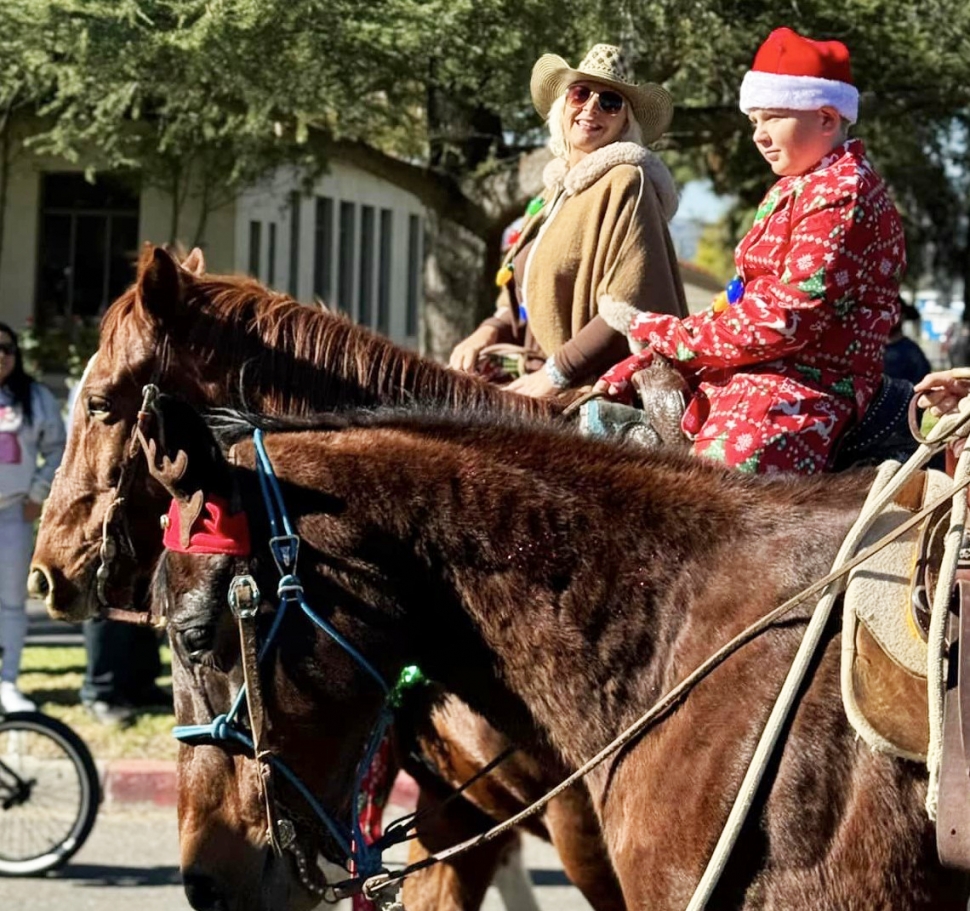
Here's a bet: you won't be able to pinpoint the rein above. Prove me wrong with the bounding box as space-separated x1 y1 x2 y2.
172 428 421 899
94 336 172 625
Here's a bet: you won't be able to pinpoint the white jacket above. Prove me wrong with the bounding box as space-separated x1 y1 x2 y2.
0 382 66 512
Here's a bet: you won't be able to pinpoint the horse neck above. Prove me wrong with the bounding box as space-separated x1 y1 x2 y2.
283 428 871 786
183 295 559 421
285 430 693 774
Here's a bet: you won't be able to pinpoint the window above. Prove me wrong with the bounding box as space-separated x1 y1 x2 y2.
268 222 277 287
358 205 375 326
377 209 393 336
35 173 139 324
248 221 262 278
288 192 301 297
313 196 334 304
337 201 355 313
406 214 422 337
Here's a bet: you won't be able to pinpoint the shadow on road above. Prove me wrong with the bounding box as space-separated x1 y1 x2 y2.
49 864 182 887
530 868 572 887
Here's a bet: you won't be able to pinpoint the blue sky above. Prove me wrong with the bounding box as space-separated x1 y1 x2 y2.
675 179 735 224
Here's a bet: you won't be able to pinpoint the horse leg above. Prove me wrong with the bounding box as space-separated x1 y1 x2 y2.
401 787 525 911
543 788 626 911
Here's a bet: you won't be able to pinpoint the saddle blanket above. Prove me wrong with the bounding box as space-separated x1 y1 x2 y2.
842 465 953 762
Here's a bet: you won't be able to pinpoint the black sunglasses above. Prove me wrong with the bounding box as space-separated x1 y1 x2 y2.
0 343 16 356
566 83 626 116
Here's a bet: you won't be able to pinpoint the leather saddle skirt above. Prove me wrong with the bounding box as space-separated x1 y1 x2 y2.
841 465 952 761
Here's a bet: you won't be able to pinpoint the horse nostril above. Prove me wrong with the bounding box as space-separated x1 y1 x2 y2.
27 566 52 601
183 870 229 911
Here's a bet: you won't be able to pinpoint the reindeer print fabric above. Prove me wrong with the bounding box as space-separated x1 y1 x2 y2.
600 139 905 473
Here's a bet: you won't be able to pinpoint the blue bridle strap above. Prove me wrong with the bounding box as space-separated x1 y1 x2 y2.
172 428 401 878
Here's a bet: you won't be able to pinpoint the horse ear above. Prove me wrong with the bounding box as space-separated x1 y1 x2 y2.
181 247 206 276
136 245 183 323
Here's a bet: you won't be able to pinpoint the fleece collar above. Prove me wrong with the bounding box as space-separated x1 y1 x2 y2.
541 142 679 222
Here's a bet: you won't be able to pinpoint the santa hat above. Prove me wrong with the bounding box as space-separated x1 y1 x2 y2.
739 27 859 124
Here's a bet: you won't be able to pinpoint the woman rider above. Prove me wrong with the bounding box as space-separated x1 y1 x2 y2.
449 43 688 396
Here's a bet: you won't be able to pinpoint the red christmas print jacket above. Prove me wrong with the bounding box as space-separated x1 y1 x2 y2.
600 139 905 474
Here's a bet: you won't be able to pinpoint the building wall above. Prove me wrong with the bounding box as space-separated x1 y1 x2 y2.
0 154 43 329
235 160 425 347
0 154 238 332
138 185 237 273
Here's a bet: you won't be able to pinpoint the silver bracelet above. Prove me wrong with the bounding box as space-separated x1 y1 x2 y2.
543 356 570 390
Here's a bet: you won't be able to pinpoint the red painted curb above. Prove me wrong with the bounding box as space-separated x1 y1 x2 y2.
101 759 420 812
103 759 178 807
389 771 419 810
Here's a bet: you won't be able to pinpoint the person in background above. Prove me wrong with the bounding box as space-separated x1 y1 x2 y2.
449 42 687 395
66 356 167 726
0 322 65 713
596 27 905 474
884 300 931 385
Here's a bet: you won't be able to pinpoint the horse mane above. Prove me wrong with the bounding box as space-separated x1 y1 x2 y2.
102 255 560 422
198 402 878 518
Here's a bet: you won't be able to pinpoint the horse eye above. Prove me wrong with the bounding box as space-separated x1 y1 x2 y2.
87 395 111 416
179 625 215 659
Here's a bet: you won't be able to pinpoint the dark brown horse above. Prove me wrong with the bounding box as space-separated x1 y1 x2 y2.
28 247 618 911
151 401 969 911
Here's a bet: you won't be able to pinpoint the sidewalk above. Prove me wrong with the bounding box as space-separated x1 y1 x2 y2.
26 597 421 809
26 596 83 647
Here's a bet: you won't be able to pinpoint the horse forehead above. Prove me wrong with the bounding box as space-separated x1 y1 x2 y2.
165 553 232 625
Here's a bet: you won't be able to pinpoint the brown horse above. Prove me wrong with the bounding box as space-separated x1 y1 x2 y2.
150 400 969 911
28 247 619 911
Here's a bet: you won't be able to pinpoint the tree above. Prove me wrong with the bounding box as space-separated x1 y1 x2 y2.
6 0 970 350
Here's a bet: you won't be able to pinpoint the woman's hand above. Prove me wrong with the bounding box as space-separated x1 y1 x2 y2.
449 325 500 373
505 368 560 398
914 370 970 417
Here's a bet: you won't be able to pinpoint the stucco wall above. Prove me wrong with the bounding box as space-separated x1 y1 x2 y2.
0 154 238 333
236 160 425 347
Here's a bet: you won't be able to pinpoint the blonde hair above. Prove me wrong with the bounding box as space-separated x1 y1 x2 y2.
547 91 644 161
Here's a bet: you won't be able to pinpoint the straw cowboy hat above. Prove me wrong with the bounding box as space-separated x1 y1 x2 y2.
530 44 673 144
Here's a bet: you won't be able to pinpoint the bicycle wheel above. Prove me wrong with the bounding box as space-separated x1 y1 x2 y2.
0 711 101 876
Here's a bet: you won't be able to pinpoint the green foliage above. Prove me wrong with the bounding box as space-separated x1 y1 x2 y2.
18 317 99 379
693 220 737 284
3 0 970 291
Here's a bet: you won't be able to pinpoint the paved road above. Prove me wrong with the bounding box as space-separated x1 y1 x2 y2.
0 804 592 911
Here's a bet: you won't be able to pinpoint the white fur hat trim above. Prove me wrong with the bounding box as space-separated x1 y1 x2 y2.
739 70 859 124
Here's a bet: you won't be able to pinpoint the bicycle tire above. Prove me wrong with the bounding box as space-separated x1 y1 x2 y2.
0 711 101 876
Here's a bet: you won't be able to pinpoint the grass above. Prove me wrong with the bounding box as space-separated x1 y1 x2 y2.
19 645 179 762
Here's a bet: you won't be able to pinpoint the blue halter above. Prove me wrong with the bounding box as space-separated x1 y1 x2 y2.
172 428 409 879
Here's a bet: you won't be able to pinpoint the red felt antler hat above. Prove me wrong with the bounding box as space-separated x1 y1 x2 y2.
163 494 251 556
739 27 859 124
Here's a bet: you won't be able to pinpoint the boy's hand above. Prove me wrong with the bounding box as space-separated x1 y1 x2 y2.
595 349 655 402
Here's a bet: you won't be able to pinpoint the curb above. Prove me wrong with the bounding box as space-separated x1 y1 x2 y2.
101 760 420 810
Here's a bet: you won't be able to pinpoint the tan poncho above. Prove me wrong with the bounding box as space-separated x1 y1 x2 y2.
498 142 687 365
